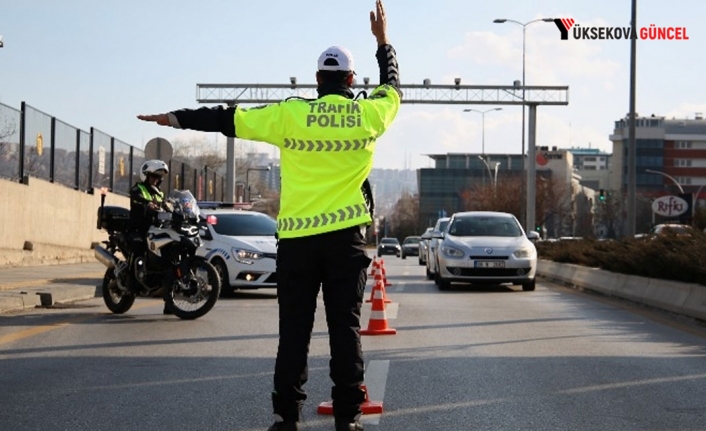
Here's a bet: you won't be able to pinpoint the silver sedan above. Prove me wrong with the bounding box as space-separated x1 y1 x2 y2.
433 211 539 291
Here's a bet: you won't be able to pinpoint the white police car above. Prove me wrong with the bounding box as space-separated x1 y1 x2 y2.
197 203 278 296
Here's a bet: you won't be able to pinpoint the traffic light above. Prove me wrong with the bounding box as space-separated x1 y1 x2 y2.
598 189 606 201
535 226 542 232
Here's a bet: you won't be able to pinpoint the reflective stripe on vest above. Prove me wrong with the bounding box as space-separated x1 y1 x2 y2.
277 204 368 233
283 137 373 152
137 183 164 202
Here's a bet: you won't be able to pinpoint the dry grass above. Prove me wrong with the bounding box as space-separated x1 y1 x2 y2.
536 231 706 286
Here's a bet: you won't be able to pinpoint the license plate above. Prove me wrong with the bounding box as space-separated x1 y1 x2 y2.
474 261 505 268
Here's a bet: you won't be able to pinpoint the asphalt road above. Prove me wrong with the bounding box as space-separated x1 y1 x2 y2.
1 257 705 431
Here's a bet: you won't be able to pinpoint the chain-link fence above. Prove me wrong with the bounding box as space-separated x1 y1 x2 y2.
0 101 226 200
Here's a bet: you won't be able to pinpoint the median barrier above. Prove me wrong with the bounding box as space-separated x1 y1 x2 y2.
642 278 697 317
682 287 706 322
581 267 626 297
537 259 705 323
618 275 650 305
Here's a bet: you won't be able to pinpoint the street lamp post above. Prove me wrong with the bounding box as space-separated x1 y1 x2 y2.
645 169 685 194
477 155 493 186
493 17 553 226
694 184 705 208
477 156 501 191
493 162 501 189
246 166 271 202
463 108 502 155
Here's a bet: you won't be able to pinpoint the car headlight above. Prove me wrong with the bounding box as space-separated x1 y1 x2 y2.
233 248 263 265
441 245 464 258
513 247 535 258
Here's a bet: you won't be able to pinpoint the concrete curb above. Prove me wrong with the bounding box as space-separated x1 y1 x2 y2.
0 272 105 292
0 284 100 314
537 260 706 322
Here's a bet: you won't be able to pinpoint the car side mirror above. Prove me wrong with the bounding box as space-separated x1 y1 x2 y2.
527 231 540 241
431 232 444 239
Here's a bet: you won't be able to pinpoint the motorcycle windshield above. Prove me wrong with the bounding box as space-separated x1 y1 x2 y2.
169 190 200 220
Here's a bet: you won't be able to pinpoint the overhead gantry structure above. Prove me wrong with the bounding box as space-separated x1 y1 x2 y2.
196 82 569 232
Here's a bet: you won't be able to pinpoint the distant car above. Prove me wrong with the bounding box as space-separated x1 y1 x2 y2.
635 223 693 239
419 227 434 265
197 206 278 297
425 217 450 280
400 236 421 259
651 223 693 236
434 211 539 292
377 237 401 257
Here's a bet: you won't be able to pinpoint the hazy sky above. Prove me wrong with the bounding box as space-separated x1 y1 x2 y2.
1 0 703 170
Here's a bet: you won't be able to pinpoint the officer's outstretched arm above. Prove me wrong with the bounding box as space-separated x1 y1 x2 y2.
138 106 237 137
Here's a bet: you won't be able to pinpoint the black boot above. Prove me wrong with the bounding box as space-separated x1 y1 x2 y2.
269 391 303 431
335 419 363 431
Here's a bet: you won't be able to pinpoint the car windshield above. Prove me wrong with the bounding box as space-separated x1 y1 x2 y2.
403 237 420 244
448 215 523 237
209 213 277 236
381 238 399 244
436 220 449 233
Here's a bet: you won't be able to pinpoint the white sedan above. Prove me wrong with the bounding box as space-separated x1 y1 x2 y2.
433 211 539 291
198 207 278 296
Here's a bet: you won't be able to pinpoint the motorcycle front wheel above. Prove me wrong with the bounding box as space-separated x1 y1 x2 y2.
166 257 221 320
101 268 136 314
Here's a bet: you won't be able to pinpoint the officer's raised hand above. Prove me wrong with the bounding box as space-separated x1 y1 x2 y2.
370 0 389 45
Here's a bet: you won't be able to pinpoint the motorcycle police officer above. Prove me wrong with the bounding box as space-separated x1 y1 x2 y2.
137 1 399 429
129 159 171 313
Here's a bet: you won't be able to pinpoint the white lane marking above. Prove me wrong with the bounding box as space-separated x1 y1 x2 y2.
361 360 390 426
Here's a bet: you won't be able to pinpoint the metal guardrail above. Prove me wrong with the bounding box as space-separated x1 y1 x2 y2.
0 101 225 200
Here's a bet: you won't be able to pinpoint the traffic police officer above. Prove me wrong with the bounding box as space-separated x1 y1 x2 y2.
137 1 399 429
128 159 172 313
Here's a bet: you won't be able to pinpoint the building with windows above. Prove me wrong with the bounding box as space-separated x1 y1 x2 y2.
609 114 706 202
418 150 600 238
568 147 612 191
607 114 706 233
418 153 524 228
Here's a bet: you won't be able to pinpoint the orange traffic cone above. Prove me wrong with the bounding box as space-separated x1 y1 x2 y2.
366 271 391 304
317 384 384 415
369 256 379 276
361 280 396 336
380 260 392 287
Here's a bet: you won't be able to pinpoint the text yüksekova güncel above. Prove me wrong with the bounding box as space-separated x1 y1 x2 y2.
572 24 688 40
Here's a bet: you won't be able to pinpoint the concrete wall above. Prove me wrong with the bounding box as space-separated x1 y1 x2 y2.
0 178 130 267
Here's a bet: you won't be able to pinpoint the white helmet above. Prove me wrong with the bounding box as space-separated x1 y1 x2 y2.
140 159 169 182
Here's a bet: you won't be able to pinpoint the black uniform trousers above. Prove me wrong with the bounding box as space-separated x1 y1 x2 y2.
273 226 371 422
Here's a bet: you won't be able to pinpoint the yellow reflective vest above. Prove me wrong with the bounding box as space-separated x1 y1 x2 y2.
234 85 401 239
136 183 164 202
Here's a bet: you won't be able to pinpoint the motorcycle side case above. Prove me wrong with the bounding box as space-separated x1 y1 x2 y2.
98 206 130 232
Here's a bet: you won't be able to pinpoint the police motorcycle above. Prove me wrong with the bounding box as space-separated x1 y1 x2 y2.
94 189 221 319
